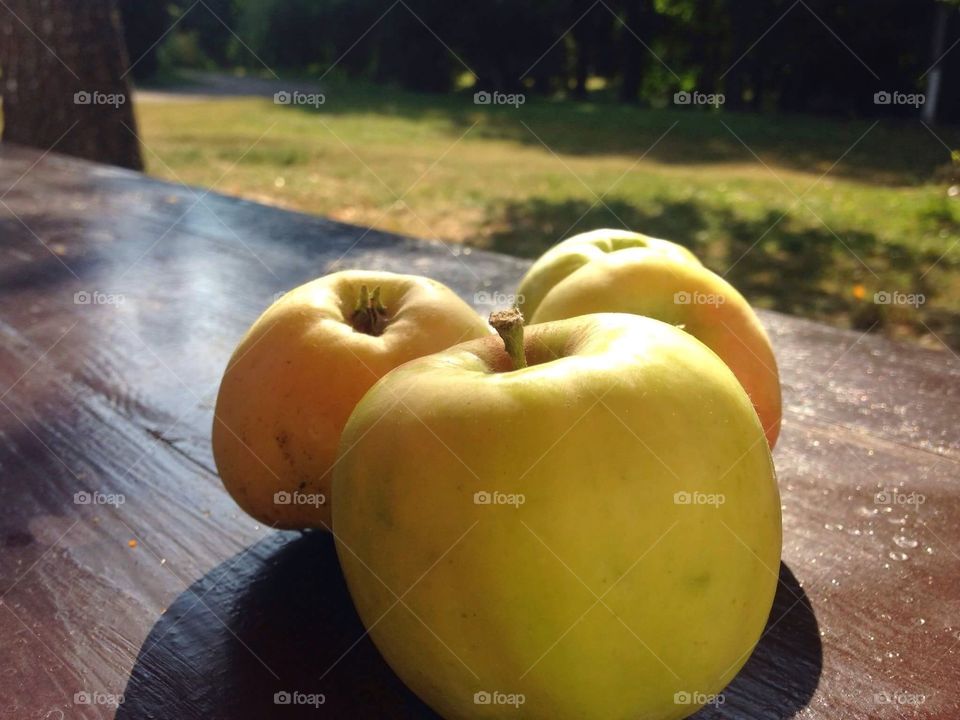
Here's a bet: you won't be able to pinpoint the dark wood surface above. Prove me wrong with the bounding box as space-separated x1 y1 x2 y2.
0 143 957 719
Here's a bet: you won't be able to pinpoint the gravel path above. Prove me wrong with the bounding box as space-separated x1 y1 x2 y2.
135 70 325 103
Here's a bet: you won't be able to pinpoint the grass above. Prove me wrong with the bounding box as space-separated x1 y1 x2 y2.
133 75 960 350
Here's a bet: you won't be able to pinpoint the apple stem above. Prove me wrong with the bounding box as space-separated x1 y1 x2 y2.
351 285 389 336
489 308 527 370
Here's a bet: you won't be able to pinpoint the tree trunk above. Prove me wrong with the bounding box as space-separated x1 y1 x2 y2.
723 4 747 110
570 0 592 100
0 0 143 170
618 0 647 103
922 1 951 124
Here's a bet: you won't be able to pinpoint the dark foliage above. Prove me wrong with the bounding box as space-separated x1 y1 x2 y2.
119 0 959 122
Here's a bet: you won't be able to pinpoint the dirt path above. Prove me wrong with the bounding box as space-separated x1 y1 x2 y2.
135 70 325 103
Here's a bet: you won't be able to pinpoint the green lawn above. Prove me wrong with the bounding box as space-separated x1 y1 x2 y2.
134 76 960 350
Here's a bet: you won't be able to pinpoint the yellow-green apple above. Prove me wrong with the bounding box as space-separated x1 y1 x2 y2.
516 228 701 320
524 248 781 447
212 270 490 529
333 310 781 720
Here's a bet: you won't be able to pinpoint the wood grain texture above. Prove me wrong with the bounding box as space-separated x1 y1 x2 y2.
0 144 957 719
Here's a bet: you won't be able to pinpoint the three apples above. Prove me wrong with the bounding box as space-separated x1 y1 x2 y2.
212 229 783 720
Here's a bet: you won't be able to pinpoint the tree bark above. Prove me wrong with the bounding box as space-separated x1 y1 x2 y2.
0 0 143 170
570 0 593 100
922 1 951 124
618 0 647 104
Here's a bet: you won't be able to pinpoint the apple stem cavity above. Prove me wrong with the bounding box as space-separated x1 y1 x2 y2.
351 284 389 336
489 308 527 370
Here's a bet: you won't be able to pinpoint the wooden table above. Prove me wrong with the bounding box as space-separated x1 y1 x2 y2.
0 144 957 719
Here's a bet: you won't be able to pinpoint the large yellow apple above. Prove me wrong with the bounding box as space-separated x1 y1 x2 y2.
333 311 781 720
524 245 782 447
211 270 490 529
516 228 701 320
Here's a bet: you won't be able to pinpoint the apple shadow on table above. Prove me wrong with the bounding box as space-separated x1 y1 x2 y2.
117 530 437 719
689 561 822 719
118 532 820 719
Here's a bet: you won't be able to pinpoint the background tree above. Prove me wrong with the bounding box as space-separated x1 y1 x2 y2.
924 0 959 123
110 0 958 123
617 0 655 104
0 0 143 169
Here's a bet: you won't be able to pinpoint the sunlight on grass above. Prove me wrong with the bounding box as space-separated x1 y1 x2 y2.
133 85 960 349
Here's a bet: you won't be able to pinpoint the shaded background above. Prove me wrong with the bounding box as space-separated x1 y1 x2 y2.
2 0 959 350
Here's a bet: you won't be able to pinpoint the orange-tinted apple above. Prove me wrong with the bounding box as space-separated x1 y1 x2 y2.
526 250 781 447
212 270 490 528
